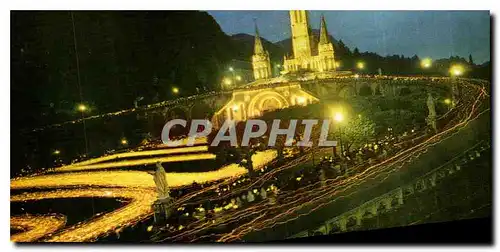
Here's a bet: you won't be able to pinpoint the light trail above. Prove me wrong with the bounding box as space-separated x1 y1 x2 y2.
157 84 490 242
11 214 67 242
58 145 209 170
11 188 157 242
11 78 490 242
10 150 277 242
54 152 216 172
12 150 276 190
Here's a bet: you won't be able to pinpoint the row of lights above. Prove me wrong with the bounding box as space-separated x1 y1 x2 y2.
420 57 464 76
353 58 465 77
53 138 128 156
75 85 180 113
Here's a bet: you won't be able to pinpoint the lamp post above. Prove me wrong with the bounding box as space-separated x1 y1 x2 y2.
449 64 464 107
421 58 432 69
444 98 452 111
333 111 344 157
229 66 236 84
172 87 179 95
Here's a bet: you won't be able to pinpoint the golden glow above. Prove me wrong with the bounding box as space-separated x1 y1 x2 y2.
333 112 344 122
11 188 157 242
57 144 209 170
444 98 452 105
77 104 87 112
420 58 432 69
12 151 277 189
235 75 242 81
354 74 360 79
121 139 128 145
356 61 365 70
232 105 239 112
223 78 232 86
10 215 67 242
335 61 341 68
53 150 60 155
449 64 465 76
296 96 306 105
172 87 179 94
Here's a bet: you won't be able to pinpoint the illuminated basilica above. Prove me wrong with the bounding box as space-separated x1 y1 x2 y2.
252 10 336 80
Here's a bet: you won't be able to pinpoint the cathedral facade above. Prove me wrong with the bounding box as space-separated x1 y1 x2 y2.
283 10 336 73
252 24 272 80
251 10 336 81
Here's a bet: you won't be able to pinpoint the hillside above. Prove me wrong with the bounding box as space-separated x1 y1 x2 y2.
230 33 285 63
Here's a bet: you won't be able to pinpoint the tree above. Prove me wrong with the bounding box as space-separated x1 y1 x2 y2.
353 47 360 57
468 54 474 65
334 116 376 153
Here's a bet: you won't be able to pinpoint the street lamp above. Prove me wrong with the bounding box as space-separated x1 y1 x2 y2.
77 104 87 112
356 61 365 70
172 87 179 95
449 64 464 77
332 111 345 158
223 77 232 87
333 112 344 123
121 138 128 145
444 98 453 111
420 58 432 69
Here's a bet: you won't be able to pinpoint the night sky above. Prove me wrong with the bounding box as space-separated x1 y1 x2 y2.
208 11 490 64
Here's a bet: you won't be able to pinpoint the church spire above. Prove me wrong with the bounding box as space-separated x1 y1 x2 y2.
254 20 265 55
319 14 330 44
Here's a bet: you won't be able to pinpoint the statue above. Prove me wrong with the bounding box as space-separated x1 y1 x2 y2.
150 162 174 224
426 93 437 134
152 162 170 200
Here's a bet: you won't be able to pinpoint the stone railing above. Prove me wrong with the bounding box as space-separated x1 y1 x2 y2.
287 140 490 239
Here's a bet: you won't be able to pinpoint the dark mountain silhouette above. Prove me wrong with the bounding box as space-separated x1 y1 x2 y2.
230 33 285 63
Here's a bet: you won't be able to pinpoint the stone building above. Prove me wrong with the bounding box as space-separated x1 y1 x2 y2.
282 11 336 73
251 24 272 80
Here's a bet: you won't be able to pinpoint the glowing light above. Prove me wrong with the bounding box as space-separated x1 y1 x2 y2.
235 75 242 81
354 74 360 79
223 78 232 86
444 98 452 105
335 61 341 68
53 150 61 155
77 104 87 112
449 64 464 76
121 139 128 145
356 62 365 70
229 67 234 72
232 105 239 112
333 112 344 122
172 87 179 94
420 58 432 69
276 64 281 68
297 96 306 105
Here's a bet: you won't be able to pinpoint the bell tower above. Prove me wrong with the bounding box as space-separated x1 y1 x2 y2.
290 10 312 60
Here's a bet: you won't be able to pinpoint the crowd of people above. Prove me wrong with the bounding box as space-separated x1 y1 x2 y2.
154 127 423 238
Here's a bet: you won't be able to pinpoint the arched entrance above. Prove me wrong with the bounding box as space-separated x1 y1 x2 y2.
247 91 290 118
